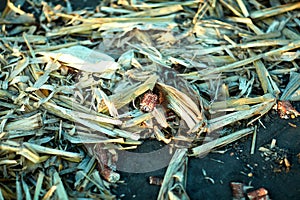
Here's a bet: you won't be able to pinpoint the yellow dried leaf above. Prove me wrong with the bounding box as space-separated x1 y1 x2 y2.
38 45 119 73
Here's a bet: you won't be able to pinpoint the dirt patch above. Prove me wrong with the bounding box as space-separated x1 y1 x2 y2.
116 103 300 200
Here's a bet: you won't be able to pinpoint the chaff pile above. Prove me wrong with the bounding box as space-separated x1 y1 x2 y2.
0 0 299 199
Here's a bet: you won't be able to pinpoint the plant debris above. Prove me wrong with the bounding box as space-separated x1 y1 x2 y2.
247 187 270 200
259 140 292 173
230 182 246 200
149 176 164 186
230 182 270 200
0 0 299 199
274 100 300 119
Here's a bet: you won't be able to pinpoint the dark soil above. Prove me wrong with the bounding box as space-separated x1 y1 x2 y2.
116 103 300 200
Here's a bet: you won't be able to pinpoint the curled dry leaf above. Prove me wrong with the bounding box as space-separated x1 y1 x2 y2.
38 45 119 73
157 82 202 131
1 0 35 24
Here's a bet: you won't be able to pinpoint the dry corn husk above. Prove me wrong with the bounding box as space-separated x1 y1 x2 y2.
1 0 300 199
38 45 120 73
280 72 300 101
158 149 190 200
